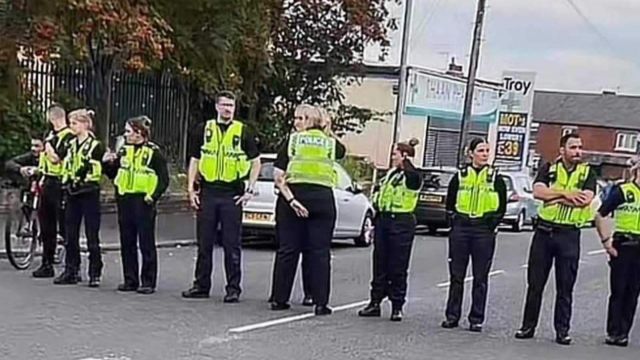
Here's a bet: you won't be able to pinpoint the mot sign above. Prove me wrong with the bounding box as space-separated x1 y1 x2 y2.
495 112 527 162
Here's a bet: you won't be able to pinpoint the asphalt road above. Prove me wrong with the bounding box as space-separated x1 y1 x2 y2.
0 222 637 360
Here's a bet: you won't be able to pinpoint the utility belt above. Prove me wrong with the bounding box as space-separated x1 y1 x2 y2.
377 212 415 221
66 181 100 197
613 233 640 247
452 213 493 227
534 218 580 233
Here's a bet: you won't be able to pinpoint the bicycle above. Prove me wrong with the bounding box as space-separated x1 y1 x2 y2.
4 175 65 270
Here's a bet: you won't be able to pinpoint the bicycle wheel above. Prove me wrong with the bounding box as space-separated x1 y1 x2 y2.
4 207 38 270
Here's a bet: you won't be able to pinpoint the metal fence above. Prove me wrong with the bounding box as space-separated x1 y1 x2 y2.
20 60 192 165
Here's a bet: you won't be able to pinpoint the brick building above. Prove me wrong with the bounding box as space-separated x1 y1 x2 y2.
532 90 640 179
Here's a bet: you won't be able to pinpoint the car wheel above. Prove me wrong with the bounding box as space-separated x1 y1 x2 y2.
512 211 525 232
354 212 374 247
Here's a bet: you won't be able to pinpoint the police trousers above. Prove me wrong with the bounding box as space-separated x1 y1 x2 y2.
521 223 580 333
194 187 243 295
269 200 312 300
445 217 496 325
117 195 158 288
272 188 336 306
607 236 640 338
64 190 103 278
370 213 416 310
37 177 65 265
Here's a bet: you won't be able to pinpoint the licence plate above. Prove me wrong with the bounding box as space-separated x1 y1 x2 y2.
243 212 273 222
420 194 443 203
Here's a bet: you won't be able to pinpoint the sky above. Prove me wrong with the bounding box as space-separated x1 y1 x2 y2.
364 0 640 94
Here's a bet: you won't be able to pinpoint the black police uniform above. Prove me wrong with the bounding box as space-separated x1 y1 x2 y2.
598 185 640 345
104 142 170 292
443 165 507 328
517 161 596 340
185 121 259 299
55 135 105 285
362 161 422 318
36 128 74 276
270 138 345 312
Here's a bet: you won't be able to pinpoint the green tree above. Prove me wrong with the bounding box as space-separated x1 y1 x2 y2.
28 0 174 142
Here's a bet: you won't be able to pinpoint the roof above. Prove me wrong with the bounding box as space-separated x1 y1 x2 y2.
532 90 640 130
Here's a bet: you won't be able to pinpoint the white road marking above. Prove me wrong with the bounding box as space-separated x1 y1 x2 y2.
588 249 606 256
227 300 370 334
436 270 505 288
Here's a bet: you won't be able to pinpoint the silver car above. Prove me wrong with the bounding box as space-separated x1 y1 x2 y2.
501 171 539 232
242 154 375 247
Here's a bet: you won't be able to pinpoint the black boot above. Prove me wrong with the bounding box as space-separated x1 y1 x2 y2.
358 302 381 317
88 277 101 288
32 263 54 278
315 305 333 316
390 309 403 322
515 327 535 339
53 271 79 285
302 296 314 307
441 319 459 329
555 332 572 345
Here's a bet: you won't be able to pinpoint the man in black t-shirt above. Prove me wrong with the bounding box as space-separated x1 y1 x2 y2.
515 133 597 345
182 91 261 302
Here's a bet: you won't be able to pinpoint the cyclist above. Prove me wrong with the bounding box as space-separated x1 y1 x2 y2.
4 132 44 186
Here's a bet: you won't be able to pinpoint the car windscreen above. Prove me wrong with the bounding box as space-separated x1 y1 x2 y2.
259 160 275 181
420 170 455 190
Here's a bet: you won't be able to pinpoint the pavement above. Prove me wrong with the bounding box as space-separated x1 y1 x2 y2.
0 218 637 360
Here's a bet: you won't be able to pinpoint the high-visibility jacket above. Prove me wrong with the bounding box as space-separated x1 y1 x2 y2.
286 129 337 188
198 120 251 182
455 166 500 218
38 128 74 177
114 143 159 200
373 170 421 213
614 182 640 235
538 162 594 227
62 136 102 185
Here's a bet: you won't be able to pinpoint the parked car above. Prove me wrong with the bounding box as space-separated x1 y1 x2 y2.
500 171 539 232
414 167 457 234
242 154 375 247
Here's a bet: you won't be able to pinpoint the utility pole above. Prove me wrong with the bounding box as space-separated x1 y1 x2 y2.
457 0 488 167
390 0 413 165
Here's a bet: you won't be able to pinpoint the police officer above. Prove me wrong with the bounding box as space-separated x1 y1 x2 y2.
358 138 423 321
595 157 640 347
270 105 345 316
104 116 170 294
54 109 105 287
515 133 596 345
268 104 314 306
441 137 507 332
33 105 74 278
182 91 261 302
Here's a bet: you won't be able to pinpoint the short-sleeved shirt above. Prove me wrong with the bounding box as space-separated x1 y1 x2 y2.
188 120 260 195
274 134 346 194
533 161 597 192
598 184 628 217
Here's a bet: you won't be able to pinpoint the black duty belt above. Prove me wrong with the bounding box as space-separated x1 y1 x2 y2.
453 213 491 227
613 233 640 246
535 219 580 233
378 212 414 220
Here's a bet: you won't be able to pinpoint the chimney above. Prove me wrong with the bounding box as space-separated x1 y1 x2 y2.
446 57 464 77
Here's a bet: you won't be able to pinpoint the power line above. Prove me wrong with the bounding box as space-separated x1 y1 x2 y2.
563 0 616 52
410 0 445 48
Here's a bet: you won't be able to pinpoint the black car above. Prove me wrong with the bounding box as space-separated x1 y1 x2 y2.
415 167 457 234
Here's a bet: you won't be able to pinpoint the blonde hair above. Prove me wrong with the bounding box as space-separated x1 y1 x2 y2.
294 104 324 129
68 108 95 131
